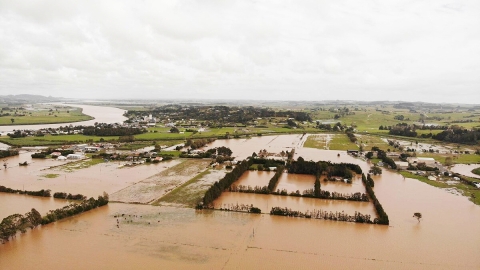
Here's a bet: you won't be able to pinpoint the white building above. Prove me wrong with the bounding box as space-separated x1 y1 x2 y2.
66 154 83 160
407 157 436 166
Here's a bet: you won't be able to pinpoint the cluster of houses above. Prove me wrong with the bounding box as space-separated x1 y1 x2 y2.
347 149 461 181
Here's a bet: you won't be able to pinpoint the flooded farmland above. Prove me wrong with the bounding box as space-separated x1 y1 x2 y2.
451 164 480 179
0 193 69 220
1 134 480 269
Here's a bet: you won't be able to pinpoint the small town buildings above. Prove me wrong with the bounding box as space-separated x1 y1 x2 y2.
66 154 83 160
84 146 100 153
74 144 88 151
394 161 409 170
407 157 436 166
51 152 62 157
347 150 359 155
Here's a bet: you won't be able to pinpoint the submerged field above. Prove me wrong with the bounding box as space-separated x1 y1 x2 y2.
110 159 211 204
2 102 480 269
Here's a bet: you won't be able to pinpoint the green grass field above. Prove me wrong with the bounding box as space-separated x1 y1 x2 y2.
0 107 93 125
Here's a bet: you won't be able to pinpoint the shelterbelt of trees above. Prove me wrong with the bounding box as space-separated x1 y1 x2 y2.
383 123 480 145
200 159 254 207
126 105 312 124
0 194 109 243
0 149 19 158
362 173 389 225
287 157 362 179
0 186 51 197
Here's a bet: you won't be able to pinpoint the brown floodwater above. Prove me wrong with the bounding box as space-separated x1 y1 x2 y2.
275 173 316 193
214 192 377 216
1 134 480 269
203 134 305 160
0 103 127 133
1 151 180 198
0 193 69 220
233 170 274 187
451 164 480 179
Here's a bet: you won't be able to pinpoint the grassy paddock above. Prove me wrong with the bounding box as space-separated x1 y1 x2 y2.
0 108 93 125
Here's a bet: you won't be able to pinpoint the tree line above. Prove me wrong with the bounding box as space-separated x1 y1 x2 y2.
270 207 373 223
185 138 215 149
53 192 86 200
0 194 108 243
41 194 109 225
432 127 480 145
0 149 19 158
362 173 389 225
287 157 362 178
82 126 145 136
200 159 254 207
267 166 285 192
0 186 51 197
374 148 397 169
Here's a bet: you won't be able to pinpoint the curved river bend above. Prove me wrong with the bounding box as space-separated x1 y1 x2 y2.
0 103 127 133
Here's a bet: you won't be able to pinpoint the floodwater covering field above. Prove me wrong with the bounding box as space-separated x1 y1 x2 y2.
0 193 69 220
1 134 480 269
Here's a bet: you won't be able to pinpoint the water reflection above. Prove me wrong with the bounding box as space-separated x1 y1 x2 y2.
1 134 480 269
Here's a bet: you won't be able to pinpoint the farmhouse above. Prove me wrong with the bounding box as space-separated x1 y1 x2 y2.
394 161 409 170
66 154 83 160
74 144 88 151
346 150 359 155
84 146 100 153
407 157 436 166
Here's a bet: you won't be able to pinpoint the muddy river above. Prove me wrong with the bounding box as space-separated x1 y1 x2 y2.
0 103 127 133
451 164 480 179
0 193 70 220
1 134 479 269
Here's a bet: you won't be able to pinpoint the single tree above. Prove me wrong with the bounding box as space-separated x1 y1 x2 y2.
413 212 422 222
10 118 14 124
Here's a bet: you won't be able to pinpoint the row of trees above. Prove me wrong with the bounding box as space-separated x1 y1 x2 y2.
82 126 145 136
0 149 19 158
388 123 418 137
41 194 109 225
287 157 362 178
267 166 285 192
0 186 90 201
362 173 389 225
53 192 86 200
270 207 373 223
0 194 109 243
185 138 216 149
0 209 42 243
376 149 397 169
432 128 480 145
201 159 253 207
215 203 261 213
0 186 51 197
346 131 357 143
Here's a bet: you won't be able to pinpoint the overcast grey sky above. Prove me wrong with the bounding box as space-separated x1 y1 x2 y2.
0 0 479 103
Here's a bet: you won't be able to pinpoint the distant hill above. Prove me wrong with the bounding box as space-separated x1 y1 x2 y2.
0 94 62 104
